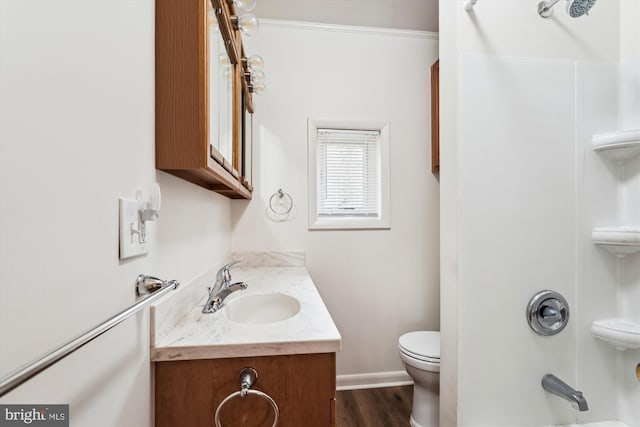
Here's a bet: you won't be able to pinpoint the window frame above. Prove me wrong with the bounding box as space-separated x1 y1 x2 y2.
307 118 391 230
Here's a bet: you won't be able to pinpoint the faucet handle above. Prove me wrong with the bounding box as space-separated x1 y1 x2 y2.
217 260 240 276
223 260 241 271
221 260 241 282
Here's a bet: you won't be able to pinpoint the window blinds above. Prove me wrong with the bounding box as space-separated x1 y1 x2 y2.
316 128 381 218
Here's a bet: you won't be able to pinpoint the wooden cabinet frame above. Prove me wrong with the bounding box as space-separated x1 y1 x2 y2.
431 59 439 174
155 0 252 199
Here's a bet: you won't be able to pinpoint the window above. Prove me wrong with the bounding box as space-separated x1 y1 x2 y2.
308 119 390 230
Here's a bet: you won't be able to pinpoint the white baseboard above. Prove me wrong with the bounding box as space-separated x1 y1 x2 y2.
336 371 413 391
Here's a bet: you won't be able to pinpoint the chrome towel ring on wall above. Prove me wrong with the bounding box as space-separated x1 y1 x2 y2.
269 188 293 215
214 367 279 427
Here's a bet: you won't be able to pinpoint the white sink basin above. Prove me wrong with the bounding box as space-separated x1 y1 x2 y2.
225 293 301 324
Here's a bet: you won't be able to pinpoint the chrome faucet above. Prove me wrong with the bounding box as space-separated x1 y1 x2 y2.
541 374 589 411
202 260 247 313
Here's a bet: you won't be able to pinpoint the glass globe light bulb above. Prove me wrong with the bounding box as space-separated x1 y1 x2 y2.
250 70 265 84
237 14 259 36
223 65 233 80
245 54 264 71
233 0 256 12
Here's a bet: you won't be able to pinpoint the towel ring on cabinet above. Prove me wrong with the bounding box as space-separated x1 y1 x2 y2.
268 188 293 215
214 367 279 427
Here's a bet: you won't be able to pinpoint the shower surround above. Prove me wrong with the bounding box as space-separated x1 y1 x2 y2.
439 0 639 425
458 52 638 427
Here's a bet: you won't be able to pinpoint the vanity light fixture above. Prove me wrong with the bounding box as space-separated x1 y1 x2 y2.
249 82 266 94
250 70 264 82
227 0 256 12
242 54 264 71
242 54 265 93
244 70 265 85
230 13 259 36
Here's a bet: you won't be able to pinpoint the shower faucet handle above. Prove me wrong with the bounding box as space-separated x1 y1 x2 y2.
540 305 561 323
527 290 570 336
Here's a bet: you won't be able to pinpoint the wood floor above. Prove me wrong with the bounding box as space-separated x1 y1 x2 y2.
336 386 413 427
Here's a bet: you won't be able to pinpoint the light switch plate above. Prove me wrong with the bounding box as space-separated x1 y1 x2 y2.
119 198 149 259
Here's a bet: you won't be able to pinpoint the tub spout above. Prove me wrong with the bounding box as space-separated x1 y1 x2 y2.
541 374 589 411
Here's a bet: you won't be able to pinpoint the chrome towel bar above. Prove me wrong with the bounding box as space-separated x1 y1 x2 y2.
214 367 279 427
0 274 179 397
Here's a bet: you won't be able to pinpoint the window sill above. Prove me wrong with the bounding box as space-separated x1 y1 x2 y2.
309 217 390 231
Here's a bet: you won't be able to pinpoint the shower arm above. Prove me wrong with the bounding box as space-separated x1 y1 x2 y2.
538 0 561 17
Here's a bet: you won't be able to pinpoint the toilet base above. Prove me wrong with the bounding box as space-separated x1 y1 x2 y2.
407 365 439 427
398 331 441 427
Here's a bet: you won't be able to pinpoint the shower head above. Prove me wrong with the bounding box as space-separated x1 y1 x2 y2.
566 0 597 17
537 0 597 18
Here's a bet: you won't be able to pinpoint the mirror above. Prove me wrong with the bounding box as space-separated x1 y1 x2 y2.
208 14 234 164
208 20 221 155
242 95 253 186
218 48 234 162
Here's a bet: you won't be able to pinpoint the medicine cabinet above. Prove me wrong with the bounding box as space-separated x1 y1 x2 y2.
155 0 254 199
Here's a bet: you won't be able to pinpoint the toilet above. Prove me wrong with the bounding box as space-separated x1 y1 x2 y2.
398 331 440 427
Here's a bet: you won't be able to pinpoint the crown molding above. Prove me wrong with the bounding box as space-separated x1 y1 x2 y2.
259 18 439 40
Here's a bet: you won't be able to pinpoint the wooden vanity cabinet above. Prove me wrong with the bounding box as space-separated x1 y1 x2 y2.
155 0 252 199
155 353 336 427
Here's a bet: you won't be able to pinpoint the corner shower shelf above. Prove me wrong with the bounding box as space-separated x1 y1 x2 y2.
592 129 640 162
592 227 640 256
592 319 640 351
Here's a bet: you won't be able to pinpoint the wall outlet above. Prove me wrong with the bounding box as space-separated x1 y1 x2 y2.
119 198 149 259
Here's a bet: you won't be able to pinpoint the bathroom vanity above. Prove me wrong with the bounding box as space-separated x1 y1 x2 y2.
151 253 341 427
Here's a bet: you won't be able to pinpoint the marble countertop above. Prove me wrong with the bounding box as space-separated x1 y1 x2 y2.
151 259 342 361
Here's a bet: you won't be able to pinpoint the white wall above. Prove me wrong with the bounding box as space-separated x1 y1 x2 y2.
439 0 638 426
234 20 440 380
253 0 439 32
437 1 460 424
0 2 231 426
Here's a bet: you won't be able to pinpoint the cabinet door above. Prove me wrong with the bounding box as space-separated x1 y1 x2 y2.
155 353 336 427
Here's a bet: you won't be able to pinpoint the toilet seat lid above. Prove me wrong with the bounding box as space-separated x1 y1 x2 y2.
398 331 440 361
